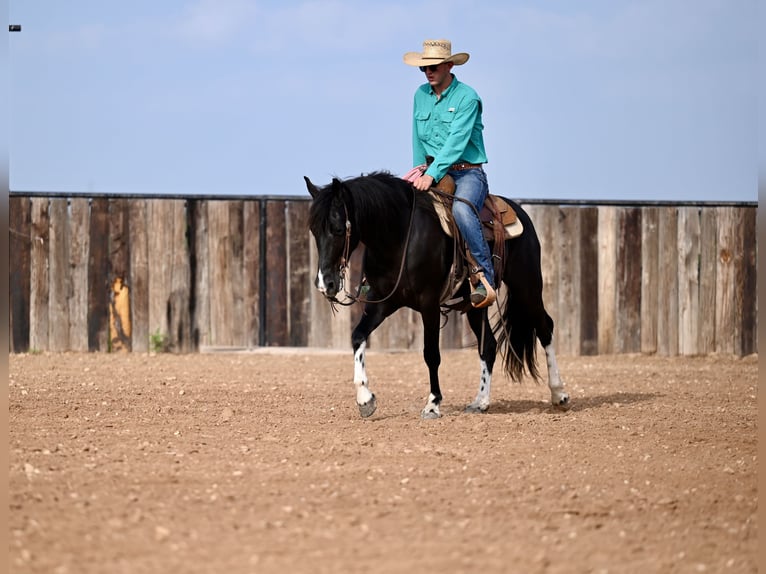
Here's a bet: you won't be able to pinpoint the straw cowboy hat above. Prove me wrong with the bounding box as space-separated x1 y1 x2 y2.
403 39 469 67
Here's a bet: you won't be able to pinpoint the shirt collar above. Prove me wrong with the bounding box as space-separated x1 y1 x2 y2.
430 74 458 97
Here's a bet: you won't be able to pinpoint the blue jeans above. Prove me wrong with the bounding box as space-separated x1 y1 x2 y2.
450 167 494 286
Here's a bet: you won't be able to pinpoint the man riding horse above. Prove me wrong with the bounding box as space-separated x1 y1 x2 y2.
404 39 496 309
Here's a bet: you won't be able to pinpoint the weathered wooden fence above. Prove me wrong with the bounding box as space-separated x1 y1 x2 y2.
9 193 757 356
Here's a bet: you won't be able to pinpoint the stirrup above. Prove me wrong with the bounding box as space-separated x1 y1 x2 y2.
470 270 496 309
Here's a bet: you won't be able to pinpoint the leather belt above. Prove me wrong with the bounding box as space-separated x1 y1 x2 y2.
449 162 483 171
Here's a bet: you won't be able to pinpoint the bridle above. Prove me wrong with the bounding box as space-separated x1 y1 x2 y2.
329 187 418 307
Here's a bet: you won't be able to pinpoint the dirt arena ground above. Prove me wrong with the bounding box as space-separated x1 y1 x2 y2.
8 349 758 573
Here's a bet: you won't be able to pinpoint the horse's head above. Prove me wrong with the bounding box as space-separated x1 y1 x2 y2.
305 176 357 300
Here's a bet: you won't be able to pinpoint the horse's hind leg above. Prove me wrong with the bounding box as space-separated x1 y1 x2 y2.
464 307 497 413
538 311 570 409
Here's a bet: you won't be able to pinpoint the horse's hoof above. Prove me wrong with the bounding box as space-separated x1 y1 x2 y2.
464 403 488 414
358 394 377 418
420 409 441 420
552 392 571 411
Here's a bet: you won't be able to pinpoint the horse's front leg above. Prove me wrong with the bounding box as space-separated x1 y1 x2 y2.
420 307 443 419
353 340 377 417
351 304 388 418
464 307 497 413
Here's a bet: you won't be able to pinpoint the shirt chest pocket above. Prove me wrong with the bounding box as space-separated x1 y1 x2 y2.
415 111 432 140
431 110 455 141
436 110 455 125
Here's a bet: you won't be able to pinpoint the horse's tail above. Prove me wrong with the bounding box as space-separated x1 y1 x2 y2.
493 290 544 383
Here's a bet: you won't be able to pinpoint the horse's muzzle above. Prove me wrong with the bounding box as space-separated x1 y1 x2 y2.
315 268 341 299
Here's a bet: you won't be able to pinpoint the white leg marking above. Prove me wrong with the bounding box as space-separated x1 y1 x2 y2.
545 340 570 409
354 342 373 406
421 393 441 419
466 359 492 413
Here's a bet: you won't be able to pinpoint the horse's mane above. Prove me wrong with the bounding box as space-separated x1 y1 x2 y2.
343 171 413 223
310 171 431 232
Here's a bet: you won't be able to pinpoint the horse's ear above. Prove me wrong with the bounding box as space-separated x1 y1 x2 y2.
304 176 319 198
331 178 342 194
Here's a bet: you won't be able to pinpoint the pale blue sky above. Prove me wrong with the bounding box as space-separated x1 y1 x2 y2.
8 0 759 201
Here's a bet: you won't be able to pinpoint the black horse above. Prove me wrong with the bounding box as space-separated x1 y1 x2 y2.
305 172 569 418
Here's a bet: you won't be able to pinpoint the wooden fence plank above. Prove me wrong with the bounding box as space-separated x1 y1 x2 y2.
243 200 260 348
88 198 110 351
108 198 131 351
556 207 580 355
206 201 232 347
48 199 70 351
128 199 149 352
677 207 701 355
714 207 739 354
287 201 310 346
167 200 193 352
615 207 642 353
597 207 617 354
191 200 210 348
29 198 50 352
698 208 717 354
226 201 246 346
10 197 31 352
657 207 679 355
640 208 659 354
205 200 244 348
265 200 288 346
147 199 173 349
579 207 599 355
109 199 130 283
68 198 90 352
739 207 757 355
728 207 749 357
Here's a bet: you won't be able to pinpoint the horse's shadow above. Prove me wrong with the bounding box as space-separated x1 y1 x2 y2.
443 391 661 416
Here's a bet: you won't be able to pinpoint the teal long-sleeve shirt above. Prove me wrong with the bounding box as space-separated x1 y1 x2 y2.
412 74 488 182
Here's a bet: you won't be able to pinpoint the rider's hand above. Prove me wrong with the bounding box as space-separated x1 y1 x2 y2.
413 174 434 191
